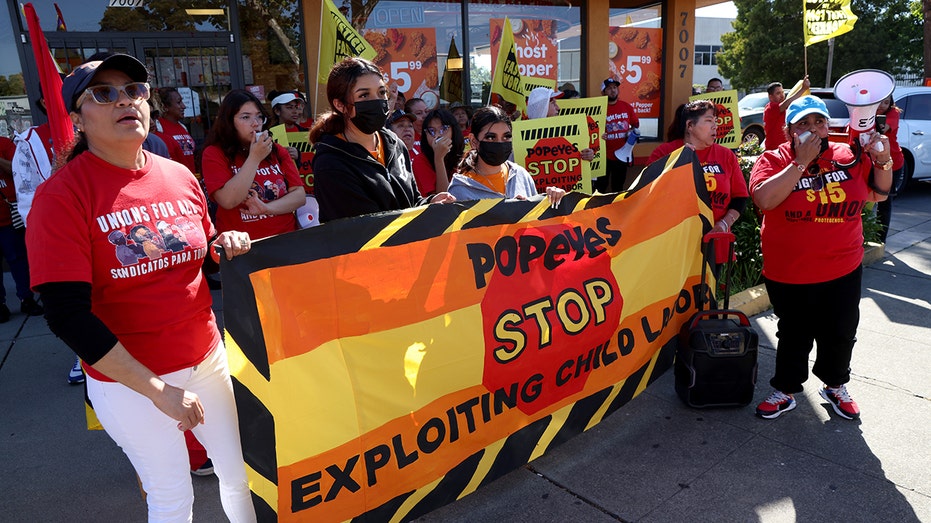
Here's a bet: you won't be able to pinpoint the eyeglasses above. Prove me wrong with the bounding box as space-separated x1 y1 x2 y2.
236 113 267 125
80 82 150 106
426 125 450 137
808 164 825 191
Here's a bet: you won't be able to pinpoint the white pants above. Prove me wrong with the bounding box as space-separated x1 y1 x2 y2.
87 342 256 523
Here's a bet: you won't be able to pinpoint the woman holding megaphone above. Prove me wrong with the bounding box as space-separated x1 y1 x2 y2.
749 95 892 422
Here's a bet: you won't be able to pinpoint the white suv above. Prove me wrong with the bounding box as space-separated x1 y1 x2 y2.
893 87 931 194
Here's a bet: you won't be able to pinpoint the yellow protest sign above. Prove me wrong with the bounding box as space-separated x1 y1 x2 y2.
558 96 608 181
689 89 742 149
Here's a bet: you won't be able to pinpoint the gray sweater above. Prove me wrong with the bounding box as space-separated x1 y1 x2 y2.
447 161 539 201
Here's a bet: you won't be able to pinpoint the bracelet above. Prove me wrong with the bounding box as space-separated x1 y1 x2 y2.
869 184 891 197
717 219 729 232
874 158 893 170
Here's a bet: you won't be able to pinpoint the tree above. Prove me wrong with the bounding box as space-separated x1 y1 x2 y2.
924 0 931 80
0 74 26 96
718 0 923 89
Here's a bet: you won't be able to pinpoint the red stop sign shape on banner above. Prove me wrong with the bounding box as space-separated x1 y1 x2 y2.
478 223 623 415
523 136 584 193
715 103 734 142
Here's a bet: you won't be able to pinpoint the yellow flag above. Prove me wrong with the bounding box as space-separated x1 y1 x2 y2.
490 17 525 113
804 0 858 46
318 0 377 84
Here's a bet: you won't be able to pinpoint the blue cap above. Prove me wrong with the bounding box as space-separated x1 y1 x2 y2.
61 54 148 113
786 95 830 125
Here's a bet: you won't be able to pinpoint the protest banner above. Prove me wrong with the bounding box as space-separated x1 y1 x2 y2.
318 0 376 84
558 96 608 181
804 0 858 46
489 17 525 113
689 89 742 149
607 26 663 118
521 75 556 97
513 114 591 194
223 147 713 521
270 124 318 228
364 27 440 108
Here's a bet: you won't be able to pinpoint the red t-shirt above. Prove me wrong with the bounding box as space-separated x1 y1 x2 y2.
154 118 198 175
0 136 16 226
697 144 749 222
647 140 747 222
647 139 684 164
763 101 786 150
27 151 218 382
749 142 871 284
412 152 444 196
202 143 302 239
604 99 640 157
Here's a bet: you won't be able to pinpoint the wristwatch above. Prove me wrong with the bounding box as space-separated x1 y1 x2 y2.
790 160 806 173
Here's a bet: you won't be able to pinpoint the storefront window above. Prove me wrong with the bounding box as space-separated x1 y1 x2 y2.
0 4 26 139
609 5 662 138
237 0 306 107
343 1 582 112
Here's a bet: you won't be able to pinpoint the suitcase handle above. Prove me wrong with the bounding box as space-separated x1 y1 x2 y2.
687 309 751 330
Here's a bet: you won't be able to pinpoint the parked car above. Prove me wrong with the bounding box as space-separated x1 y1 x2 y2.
892 87 931 194
739 89 850 145
738 92 767 144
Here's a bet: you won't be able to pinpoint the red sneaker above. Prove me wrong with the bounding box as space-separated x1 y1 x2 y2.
756 390 796 419
820 385 860 420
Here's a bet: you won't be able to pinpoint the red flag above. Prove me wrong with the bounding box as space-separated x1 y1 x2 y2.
24 3 73 163
54 3 67 31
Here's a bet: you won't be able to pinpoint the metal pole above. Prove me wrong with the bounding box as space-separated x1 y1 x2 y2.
825 38 835 87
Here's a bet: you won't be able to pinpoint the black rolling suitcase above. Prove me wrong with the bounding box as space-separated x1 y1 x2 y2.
675 231 758 408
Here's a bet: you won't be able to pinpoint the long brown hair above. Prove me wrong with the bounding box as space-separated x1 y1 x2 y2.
308 57 384 143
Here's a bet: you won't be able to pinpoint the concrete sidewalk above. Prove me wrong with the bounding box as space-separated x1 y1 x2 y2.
2 186 930 522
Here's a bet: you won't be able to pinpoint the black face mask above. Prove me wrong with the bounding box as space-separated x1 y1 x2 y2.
350 99 389 134
477 141 512 166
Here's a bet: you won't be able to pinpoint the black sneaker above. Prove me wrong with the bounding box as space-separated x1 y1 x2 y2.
20 296 44 316
0 304 10 323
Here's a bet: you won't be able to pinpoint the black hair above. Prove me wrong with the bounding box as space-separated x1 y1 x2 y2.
767 82 783 95
419 109 464 178
457 105 511 173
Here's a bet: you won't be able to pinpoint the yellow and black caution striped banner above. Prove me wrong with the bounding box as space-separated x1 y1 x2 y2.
223 148 713 521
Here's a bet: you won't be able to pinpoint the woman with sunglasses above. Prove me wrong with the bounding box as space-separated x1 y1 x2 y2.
26 54 256 521
413 108 464 195
749 95 892 422
648 101 748 233
202 89 305 239
447 105 564 207
310 57 455 222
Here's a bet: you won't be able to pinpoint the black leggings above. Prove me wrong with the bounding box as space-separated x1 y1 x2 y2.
764 266 862 394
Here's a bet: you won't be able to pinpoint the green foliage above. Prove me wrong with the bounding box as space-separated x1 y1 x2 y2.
0 74 26 96
719 0 923 90
719 137 765 297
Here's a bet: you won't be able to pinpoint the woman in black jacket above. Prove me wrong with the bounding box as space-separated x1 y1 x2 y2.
310 58 454 222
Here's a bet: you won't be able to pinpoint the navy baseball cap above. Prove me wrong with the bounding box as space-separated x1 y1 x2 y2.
62 54 148 113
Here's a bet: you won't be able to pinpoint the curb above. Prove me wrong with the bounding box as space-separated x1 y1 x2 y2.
732 242 886 317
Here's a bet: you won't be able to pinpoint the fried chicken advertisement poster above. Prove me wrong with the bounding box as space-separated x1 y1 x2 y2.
490 18 559 81
607 26 663 118
364 28 440 107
